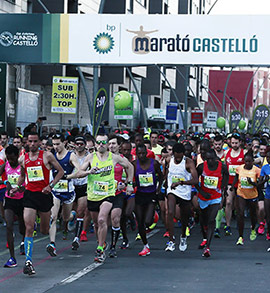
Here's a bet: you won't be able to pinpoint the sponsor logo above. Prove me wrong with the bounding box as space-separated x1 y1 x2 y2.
0 31 39 47
93 32 114 54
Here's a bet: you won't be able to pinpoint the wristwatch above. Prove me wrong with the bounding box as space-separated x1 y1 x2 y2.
49 182 54 189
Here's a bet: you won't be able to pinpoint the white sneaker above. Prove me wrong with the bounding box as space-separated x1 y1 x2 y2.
165 241 175 252
179 236 187 252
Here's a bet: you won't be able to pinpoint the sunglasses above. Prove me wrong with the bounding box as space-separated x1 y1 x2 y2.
76 142 85 146
96 140 107 145
52 133 62 139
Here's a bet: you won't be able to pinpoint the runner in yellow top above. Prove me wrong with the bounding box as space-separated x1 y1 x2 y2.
68 133 134 263
230 151 261 246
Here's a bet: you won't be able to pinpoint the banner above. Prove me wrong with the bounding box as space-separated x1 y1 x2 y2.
114 91 133 120
251 104 270 134
166 102 178 123
191 110 203 126
230 110 242 132
206 111 218 128
0 14 270 65
51 76 78 114
93 88 108 137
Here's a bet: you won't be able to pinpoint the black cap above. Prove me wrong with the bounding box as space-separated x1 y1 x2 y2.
75 136 86 143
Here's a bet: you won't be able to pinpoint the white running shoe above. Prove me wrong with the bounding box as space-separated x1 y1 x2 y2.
179 236 187 252
165 241 175 252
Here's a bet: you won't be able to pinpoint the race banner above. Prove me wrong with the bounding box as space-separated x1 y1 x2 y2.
51 76 78 114
93 88 108 137
251 104 270 134
114 91 133 120
230 110 242 132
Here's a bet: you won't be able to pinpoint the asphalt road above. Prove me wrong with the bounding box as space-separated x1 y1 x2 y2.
0 219 269 293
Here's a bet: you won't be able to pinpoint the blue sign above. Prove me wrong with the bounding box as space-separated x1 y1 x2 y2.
166 102 178 123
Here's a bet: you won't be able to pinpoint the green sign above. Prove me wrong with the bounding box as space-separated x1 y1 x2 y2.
0 63 6 131
114 91 133 120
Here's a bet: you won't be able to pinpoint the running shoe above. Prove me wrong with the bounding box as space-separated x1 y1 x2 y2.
224 226 232 236
135 233 141 241
46 243 57 257
138 247 150 256
94 249 105 263
6 241 8 249
266 232 270 241
67 211 77 232
4 257 17 268
109 247 117 258
163 231 170 238
20 242 25 255
103 241 108 251
165 241 175 252
62 230 68 240
23 260 36 275
258 222 265 235
250 229 257 241
179 236 187 252
80 230 88 242
148 211 159 231
214 228 220 238
186 227 190 237
267 246 270 252
198 239 207 249
89 223 94 234
72 237 80 250
236 237 244 246
120 239 129 249
202 247 211 258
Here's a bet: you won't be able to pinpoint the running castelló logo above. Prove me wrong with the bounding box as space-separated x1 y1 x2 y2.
93 32 114 54
126 26 158 54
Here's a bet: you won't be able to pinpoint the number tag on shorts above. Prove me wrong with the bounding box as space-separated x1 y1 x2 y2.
7 174 20 188
204 176 218 189
138 173 154 187
27 166 44 182
229 165 239 176
171 175 185 183
53 179 69 192
93 181 109 195
240 177 253 189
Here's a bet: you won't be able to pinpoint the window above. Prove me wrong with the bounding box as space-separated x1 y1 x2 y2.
5 0 16 4
154 97 161 108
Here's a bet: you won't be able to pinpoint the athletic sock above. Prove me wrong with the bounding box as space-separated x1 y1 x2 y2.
24 237 33 262
144 244 149 249
111 227 120 248
216 209 223 229
97 245 104 252
75 218 84 238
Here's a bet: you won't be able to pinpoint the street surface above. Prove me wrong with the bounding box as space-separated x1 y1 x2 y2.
0 220 269 293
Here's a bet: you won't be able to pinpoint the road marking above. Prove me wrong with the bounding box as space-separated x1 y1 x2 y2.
60 229 160 286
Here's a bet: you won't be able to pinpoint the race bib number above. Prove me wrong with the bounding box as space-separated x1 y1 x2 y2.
27 166 44 182
93 181 109 195
172 175 185 183
139 173 154 187
53 179 68 192
7 174 20 188
240 177 253 189
204 176 218 189
229 165 239 176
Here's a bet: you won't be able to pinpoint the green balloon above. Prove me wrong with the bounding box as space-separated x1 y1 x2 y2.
217 117 225 128
238 120 246 130
114 91 131 110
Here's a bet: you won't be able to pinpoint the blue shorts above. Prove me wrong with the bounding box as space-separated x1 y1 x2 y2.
264 191 270 200
123 192 135 200
0 188 6 202
198 197 222 209
52 191 76 205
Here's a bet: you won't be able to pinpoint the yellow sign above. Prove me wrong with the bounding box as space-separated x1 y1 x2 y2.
51 76 78 114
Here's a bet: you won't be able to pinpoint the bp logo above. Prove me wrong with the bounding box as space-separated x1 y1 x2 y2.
0 31 13 47
93 32 114 54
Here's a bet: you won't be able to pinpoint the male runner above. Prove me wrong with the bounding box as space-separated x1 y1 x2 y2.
68 133 134 262
150 131 163 160
11 132 64 275
46 133 81 256
165 143 198 252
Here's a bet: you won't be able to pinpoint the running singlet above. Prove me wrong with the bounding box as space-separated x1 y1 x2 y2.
0 159 7 190
87 152 115 201
5 161 24 199
198 161 223 201
131 148 155 161
225 148 244 185
114 154 124 196
25 150 50 192
167 156 192 200
135 159 157 193
52 151 74 194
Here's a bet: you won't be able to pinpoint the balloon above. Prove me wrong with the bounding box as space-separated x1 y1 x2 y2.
216 117 225 128
114 91 131 110
238 120 246 130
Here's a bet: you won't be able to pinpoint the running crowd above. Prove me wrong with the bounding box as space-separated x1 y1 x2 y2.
0 128 270 276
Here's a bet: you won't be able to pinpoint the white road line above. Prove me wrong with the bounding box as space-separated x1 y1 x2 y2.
60 228 160 285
